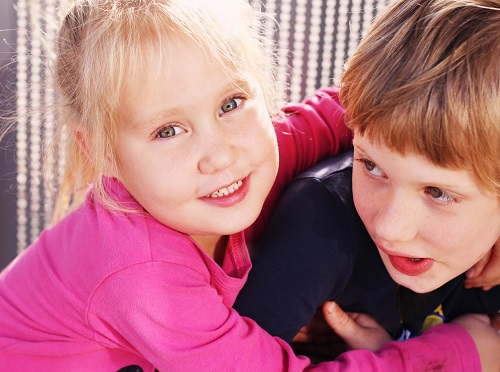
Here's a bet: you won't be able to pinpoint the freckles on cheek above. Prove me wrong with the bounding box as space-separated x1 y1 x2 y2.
352 172 366 204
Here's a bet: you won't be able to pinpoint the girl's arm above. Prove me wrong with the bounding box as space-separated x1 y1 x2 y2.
324 302 498 371
251 87 352 241
91 261 482 372
272 87 352 197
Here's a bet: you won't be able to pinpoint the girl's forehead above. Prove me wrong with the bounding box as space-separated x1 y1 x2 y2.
135 34 251 80
117 39 259 124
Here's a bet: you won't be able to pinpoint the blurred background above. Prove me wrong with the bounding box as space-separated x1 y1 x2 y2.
0 0 386 270
0 1 18 269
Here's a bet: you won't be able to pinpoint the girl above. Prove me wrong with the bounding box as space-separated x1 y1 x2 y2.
0 0 492 370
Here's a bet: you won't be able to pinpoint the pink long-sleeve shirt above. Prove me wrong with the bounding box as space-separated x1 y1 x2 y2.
0 88 480 371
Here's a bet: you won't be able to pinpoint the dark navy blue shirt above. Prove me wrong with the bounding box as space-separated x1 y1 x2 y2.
234 151 500 342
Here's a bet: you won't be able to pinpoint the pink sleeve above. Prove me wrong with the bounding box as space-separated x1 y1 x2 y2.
317 324 481 372
88 263 480 371
250 87 353 241
274 86 352 190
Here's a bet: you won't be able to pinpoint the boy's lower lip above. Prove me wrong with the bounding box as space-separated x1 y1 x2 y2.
201 176 250 207
388 254 434 276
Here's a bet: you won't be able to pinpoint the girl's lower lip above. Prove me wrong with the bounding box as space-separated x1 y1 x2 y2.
201 176 250 208
388 254 434 276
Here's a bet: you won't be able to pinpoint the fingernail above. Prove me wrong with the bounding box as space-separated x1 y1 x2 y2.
465 268 474 278
327 302 336 314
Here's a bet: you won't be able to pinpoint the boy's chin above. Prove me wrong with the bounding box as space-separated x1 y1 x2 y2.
388 270 447 294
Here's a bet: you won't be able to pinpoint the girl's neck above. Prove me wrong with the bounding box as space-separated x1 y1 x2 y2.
191 234 229 266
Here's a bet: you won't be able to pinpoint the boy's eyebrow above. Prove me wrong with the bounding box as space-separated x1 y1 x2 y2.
352 140 367 154
354 141 480 193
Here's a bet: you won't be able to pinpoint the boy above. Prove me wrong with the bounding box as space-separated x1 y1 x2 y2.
235 0 500 365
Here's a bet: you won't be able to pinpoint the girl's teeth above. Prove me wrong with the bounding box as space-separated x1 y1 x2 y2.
207 180 243 198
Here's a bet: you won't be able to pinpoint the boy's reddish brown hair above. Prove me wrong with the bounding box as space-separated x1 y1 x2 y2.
340 0 500 195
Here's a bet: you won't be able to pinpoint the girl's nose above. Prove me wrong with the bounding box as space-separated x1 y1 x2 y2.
197 129 238 174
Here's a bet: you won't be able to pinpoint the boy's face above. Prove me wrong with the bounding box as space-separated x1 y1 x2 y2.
352 132 500 293
111 38 278 249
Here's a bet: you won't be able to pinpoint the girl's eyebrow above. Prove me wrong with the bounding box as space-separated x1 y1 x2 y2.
130 109 181 132
130 78 255 131
227 77 254 96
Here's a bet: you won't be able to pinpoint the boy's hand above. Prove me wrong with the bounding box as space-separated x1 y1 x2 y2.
322 301 392 351
465 237 500 290
291 307 346 360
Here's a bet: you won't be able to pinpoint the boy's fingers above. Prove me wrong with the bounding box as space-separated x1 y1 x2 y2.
465 248 500 290
322 302 357 337
466 251 491 279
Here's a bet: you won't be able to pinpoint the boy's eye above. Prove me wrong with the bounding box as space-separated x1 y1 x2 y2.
157 125 184 139
425 186 455 202
219 98 243 115
359 158 384 177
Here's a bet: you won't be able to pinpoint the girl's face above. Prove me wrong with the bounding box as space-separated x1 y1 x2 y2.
112 39 278 249
352 132 500 293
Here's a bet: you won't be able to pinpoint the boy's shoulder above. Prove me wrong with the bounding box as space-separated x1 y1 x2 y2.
296 149 353 182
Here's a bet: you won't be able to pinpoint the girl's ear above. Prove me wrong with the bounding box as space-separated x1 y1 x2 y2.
75 129 118 178
102 147 118 178
75 130 91 158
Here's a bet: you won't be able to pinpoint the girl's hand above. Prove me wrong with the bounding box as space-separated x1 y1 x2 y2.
465 237 500 290
490 311 500 332
451 313 500 372
322 301 393 351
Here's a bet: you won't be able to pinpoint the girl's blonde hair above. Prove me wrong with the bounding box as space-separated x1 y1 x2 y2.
340 0 500 195
52 0 277 220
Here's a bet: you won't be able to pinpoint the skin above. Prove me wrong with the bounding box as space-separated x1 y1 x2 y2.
352 132 500 293
110 38 279 261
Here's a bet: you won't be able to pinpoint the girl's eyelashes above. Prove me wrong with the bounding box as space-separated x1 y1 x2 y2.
152 94 246 139
156 125 186 139
218 96 244 115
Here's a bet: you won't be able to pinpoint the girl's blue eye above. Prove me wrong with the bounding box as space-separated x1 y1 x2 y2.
219 98 243 114
157 125 184 139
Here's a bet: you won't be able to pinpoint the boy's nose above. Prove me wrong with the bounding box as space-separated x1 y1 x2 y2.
373 192 418 244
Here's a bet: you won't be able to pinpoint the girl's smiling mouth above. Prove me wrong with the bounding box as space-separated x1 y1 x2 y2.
202 176 250 207
206 180 243 198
